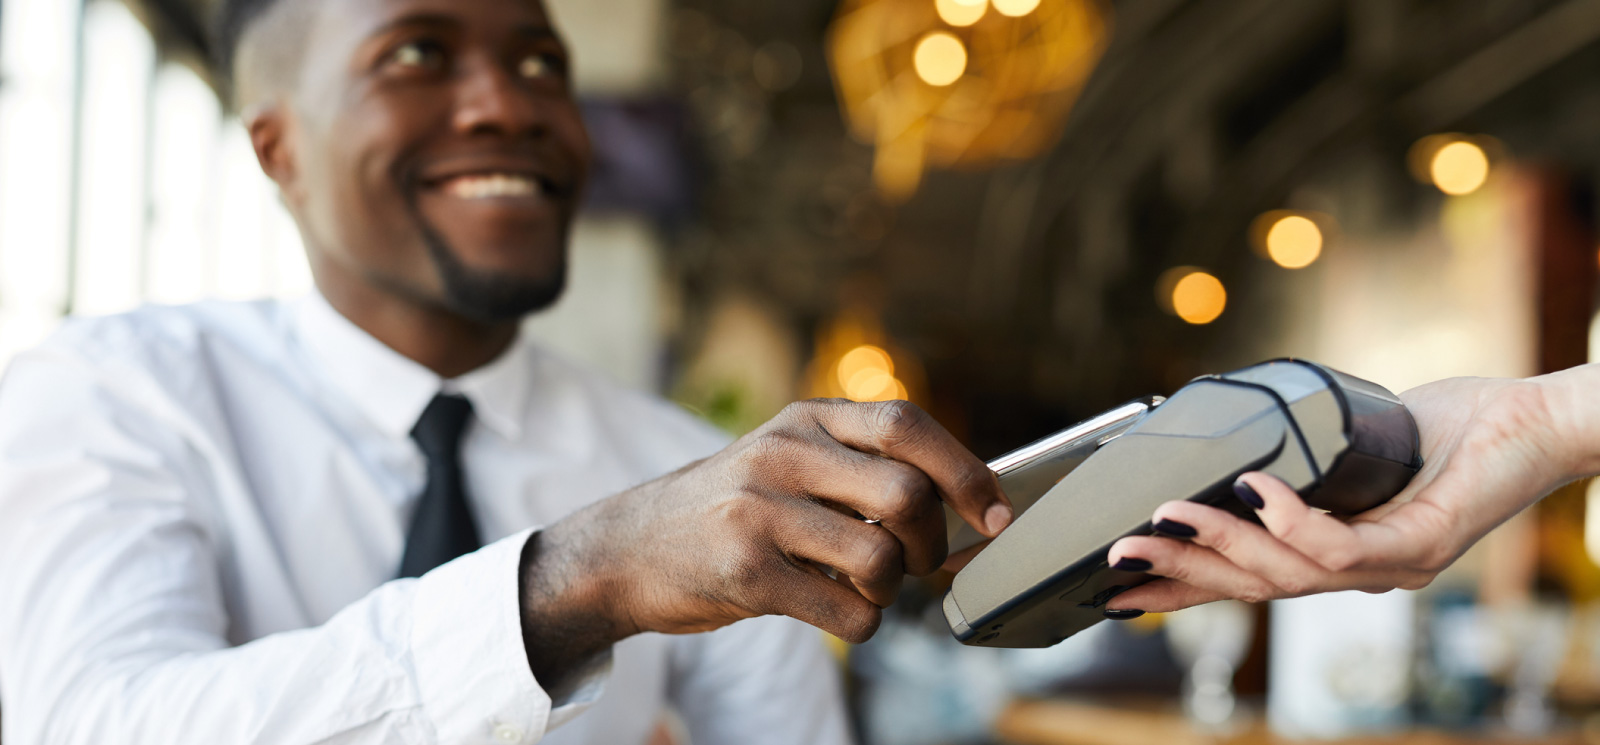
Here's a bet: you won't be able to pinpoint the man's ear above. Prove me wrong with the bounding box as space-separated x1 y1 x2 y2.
245 103 303 206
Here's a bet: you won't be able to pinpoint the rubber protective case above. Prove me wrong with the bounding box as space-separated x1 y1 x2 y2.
944 359 1422 648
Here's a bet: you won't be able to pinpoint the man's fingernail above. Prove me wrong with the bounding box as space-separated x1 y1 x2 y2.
1113 557 1152 572
1103 609 1146 621
1153 519 1198 538
984 502 1013 535
1234 480 1265 510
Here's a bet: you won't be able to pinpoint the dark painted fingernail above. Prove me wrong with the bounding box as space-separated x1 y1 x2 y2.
1153 519 1198 538
1234 480 1265 510
1103 609 1146 621
1113 557 1152 572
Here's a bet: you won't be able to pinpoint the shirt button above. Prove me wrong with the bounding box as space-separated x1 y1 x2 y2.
492 723 523 742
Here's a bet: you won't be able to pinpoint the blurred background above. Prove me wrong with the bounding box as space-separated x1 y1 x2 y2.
4 0 1600 742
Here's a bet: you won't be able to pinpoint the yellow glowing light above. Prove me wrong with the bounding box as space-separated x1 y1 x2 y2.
846 368 901 401
827 0 1111 201
993 0 1042 16
936 0 988 26
1265 215 1324 269
1430 141 1491 196
913 32 968 87
1171 271 1227 325
836 345 894 391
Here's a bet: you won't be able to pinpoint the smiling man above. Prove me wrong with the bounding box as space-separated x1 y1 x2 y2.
0 0 1014 743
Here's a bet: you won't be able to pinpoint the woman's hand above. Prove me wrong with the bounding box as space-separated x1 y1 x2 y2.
1104 367 1598 615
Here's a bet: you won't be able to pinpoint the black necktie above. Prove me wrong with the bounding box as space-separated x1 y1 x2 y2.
398 393 482 578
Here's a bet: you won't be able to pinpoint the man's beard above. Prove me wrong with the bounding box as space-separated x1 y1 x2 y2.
411 211 569 324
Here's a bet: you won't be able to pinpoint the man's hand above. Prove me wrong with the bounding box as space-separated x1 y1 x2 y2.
1102 368 1598 615
517 399 1012 685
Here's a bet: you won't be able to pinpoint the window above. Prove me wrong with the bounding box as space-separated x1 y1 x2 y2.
0 0 311 369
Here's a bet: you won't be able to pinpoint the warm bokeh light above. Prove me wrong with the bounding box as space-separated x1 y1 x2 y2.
936 0 987 27
1171 271 1227 325
829 0 1110 200
913 32 968 86
993 0 1043 17
1265 214 1324 269
834 343 908 401
836 344 894 389
846 368 898 400
1429 140 1491 196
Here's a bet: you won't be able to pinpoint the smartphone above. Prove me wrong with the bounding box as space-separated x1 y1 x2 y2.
946 398 1163 555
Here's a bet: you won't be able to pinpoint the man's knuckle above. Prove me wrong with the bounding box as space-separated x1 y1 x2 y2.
872 400 928 446
858 533 903 580
735 431 807 477
714 489 769 528
879 468 932 522
777 400 815 422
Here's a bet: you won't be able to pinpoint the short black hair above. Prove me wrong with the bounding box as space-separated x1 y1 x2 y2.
212 0 285 83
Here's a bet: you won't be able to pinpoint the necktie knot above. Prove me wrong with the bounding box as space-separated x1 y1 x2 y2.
411 394 474 462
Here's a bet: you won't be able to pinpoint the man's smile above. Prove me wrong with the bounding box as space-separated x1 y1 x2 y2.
442 172 540 199
415 152 575 211
411 153 576 246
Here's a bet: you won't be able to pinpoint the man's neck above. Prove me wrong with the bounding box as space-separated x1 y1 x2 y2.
315 278 520 381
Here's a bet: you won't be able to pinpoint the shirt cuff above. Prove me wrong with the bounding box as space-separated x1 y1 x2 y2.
547 649 613 730
411 528 611 743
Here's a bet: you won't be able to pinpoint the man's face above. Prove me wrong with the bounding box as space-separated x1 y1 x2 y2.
282 0 591 322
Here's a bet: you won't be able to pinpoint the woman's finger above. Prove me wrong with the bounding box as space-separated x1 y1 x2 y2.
1240 473 1438 574
1151 499 1416 596
1104 577 1229 614
1150 500 1347 595
1108 535 1284 605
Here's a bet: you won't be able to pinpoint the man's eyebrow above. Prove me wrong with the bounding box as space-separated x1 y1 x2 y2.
360 15 561 45
364 12 463 39
514 25 562 43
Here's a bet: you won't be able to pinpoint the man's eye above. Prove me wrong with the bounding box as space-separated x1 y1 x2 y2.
519 54 560 79
390 41 445 70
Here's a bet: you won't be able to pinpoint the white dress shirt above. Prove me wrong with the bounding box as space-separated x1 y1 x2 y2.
0 295 852 745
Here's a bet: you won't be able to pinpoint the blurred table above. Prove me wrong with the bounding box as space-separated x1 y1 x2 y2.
994 699 1587 745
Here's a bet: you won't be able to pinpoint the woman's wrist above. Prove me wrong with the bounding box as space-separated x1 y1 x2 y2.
1537 364 1600 480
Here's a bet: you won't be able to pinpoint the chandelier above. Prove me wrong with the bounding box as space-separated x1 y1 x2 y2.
826 0 1111 201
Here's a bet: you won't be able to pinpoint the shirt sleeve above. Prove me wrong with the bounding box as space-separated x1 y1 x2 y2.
667 616 855 745
0 346 593 744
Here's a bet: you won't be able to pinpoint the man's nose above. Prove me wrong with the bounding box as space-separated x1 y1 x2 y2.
451 59 547 138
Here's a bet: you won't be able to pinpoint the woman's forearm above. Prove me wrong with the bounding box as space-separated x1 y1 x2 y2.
1539 364 1600 480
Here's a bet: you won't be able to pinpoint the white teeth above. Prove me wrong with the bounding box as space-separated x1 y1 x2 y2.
446 174 540 200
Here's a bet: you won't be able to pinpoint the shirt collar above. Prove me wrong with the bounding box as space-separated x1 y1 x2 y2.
293 293 532 442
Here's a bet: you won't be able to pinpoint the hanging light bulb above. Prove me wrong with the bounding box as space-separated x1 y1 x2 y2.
913 31 968 86
936 0 987 26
